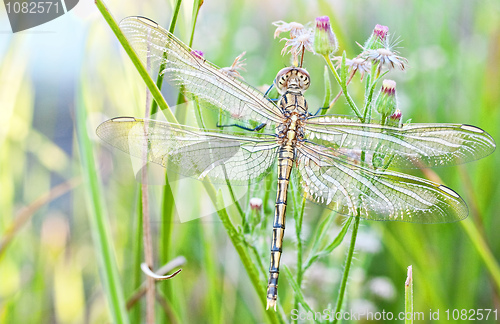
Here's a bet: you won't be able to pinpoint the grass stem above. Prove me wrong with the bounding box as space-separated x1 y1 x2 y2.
333 215 360 324
76 88 129 324
405 265 413 324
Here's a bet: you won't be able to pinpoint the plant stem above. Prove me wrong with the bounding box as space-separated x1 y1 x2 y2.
142 79 155 324
0 177 80 260
158 2 193 318
294 197 306 312
95 0 176 124
303 216 353 273
323 54 363 121
405 265 413 324
76 88 129 324
224 169 245 220
283 265 314 314
150 0 183 116
333 215 360 324
290 175 306 318
328 70 356 110
131 190 143 323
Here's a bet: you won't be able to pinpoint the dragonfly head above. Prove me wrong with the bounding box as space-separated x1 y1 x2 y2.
274 67 310 94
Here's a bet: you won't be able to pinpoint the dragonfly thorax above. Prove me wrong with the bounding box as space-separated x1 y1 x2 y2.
275 68 309 147
274 67 310 94
276 93 307 148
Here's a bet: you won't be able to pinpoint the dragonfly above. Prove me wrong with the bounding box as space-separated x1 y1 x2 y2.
96 16 496 310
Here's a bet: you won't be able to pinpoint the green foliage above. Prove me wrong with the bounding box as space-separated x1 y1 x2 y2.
76 87 130 324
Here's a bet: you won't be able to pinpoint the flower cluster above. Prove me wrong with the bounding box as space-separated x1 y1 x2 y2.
273 16 338 66
273 18 408 125
360 25 408 74
273 20 314 67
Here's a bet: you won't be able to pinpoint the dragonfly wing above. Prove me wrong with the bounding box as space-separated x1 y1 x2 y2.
96 117 279 184
305 115 495 169
296 142 467 223
119 16 283 125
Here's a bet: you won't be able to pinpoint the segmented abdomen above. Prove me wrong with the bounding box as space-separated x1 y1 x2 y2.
266 144 294 310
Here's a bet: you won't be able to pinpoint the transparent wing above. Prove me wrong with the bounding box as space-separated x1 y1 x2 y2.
119 16 283 124
296 142 468 223
96 117 279 184
305 115 496 169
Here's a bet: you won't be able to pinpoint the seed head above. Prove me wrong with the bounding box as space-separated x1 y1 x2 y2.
220 52 247 79
273 21 314 67
273 21 305 39
273 20 314 67
363 46 408 74
343 57 372 81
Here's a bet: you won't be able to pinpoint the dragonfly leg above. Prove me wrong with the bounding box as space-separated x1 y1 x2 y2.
264 84 274 97
216 122 267 131
264 84 280 102
310 106 329 116
267 151 293 311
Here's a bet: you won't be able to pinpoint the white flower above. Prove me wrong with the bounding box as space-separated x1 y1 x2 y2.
272 21 305 39
364 47 408 73
220 52 247 79
273 20 314 67
331 56 372 81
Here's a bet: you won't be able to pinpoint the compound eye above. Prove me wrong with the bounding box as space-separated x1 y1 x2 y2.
274 67 293 92
294 68 310 90
279 73 289 85
298 73 310 89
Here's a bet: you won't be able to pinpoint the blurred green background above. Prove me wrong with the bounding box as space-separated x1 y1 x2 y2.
1 0 499 323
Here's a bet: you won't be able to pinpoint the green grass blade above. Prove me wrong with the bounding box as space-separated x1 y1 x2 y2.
129 189 143 323
76 90 129 324
332 216 360 324
158 4 201 319
460 218 500 291
303 217 353 272
405 265 413 324
150 0 183 116
94 0 176 124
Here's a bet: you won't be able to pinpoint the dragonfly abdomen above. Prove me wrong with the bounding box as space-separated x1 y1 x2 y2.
266 144 294 310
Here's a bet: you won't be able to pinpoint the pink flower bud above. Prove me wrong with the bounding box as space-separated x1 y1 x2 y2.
313 16 338 55
375 79 398 117
363 24 389 50
373 24 389 41
388 109 403 127
249 197 263 211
